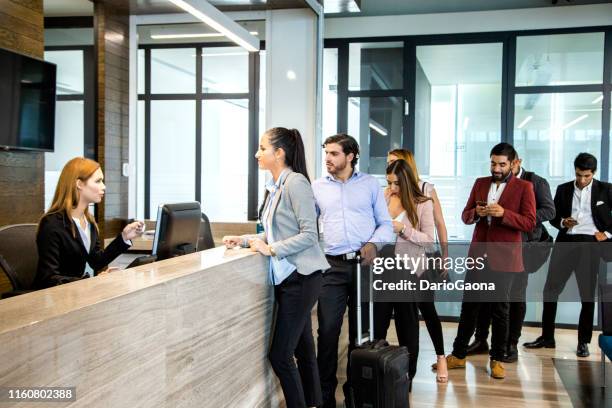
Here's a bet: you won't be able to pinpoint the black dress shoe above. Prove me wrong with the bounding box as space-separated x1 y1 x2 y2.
523 336 556 349
502 343 518 363
466 339 489 355
577 342 590 357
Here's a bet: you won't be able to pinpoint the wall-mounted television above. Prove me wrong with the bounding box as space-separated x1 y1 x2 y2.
0 47 56 152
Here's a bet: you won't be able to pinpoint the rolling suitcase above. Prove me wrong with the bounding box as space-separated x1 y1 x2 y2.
347 257 410 408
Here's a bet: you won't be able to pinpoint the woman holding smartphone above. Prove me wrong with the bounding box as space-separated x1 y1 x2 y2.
223 127 329 408
387 149 449 383
35 157 144 289
375 159 436 386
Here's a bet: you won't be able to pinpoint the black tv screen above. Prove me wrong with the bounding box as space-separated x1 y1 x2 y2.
0 47 56 152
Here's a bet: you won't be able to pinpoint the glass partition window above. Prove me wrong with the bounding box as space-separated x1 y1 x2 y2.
44 28 94 47
513 92 602 192
259 50 267 207
44 49 87 211
137 101 145 221
138 49 145 95
348 42 403 91
201 100 249 221
151 48 196 94
149 100 196 218
322 48 339 176
347 96 404 176
44 101 84 211
415 43 503 240
44 50 84 94
202 47 248 93
141 42 257 221
516 32 605 86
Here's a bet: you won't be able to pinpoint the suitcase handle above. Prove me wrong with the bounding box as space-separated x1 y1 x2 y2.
356 255 375 346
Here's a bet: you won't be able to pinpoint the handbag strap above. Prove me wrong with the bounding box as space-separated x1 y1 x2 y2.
420 181 439 247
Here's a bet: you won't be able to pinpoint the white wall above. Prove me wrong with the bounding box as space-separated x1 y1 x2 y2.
265 9 319 179
325 3 612 38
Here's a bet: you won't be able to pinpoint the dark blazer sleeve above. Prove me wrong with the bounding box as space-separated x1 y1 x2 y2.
88 233 130 274
501 181 536 232
534 175 556 225
36 219 82 287
602 182 612 235
550 184 565 231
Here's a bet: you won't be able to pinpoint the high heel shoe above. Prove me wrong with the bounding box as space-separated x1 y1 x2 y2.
435 355 448 383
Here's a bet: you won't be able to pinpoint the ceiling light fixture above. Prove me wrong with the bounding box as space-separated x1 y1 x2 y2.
151 31 258 40
369 121 388 136
517 115 533 129
562 114 588 130
166 0 259 52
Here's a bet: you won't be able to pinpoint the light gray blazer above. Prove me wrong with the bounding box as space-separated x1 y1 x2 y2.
244 170 330 275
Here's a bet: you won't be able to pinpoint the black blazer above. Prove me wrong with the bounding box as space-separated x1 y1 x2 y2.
520 169 556 241
550 179 612 239
34 212 130 289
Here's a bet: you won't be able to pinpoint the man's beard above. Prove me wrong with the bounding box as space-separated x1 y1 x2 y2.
491 169 510 181
327 161 347 175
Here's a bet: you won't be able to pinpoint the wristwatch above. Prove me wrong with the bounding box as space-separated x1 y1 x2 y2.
268 245 277 257
399 225 407 238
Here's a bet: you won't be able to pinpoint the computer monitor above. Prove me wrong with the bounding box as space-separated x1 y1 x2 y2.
152 202 202 261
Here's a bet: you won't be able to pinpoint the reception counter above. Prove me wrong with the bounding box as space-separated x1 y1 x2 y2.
0 247 283 407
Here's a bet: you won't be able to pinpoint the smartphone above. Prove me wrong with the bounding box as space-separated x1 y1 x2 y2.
476 200 487 207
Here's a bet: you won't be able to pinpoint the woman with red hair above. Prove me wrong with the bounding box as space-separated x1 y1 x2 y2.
34 157 143 288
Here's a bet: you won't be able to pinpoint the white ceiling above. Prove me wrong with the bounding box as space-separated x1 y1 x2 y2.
46 0 612 17
43 0 278 16
329 0 612 16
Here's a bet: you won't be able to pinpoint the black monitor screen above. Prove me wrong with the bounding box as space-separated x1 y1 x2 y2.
152 202 202 261
0 47 56 152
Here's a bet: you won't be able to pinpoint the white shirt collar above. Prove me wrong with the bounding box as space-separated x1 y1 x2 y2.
574 179 593 192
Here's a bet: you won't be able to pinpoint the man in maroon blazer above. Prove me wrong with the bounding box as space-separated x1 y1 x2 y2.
436 143 536 380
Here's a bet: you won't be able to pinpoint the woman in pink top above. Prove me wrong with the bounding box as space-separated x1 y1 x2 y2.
374 159 437 389
387 149 449 383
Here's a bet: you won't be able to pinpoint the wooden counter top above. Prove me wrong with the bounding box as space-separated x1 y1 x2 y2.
0 247 283 407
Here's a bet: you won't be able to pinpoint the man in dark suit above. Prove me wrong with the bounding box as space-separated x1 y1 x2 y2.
467 154 555 362
524 153 612 357
434 143 536 379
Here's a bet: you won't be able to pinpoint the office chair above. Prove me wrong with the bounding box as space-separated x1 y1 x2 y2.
0 224 39 298
127 211 215 269
198 212 215 251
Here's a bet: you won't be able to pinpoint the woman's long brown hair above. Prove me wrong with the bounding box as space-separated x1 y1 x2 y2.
386 159 431 228
42 157 100 237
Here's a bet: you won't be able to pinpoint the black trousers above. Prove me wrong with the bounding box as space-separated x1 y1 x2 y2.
541 234 599 343
475 271 529 346
451 267 515 361
373 301 419 379
269 270 323 408
418 301 445 356
316 257 367 408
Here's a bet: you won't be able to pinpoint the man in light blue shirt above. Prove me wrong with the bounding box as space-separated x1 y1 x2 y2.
313 134 393 408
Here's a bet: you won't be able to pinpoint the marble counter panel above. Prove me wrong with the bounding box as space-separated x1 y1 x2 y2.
0 247 283 407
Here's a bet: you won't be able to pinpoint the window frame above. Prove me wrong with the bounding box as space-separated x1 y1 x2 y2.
139 41 263 220
325 25 612 181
